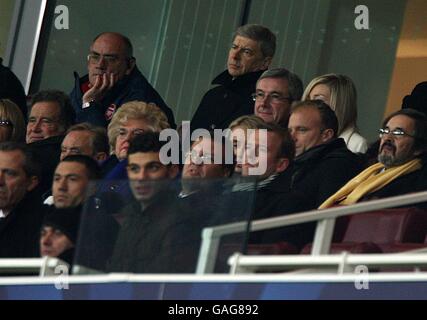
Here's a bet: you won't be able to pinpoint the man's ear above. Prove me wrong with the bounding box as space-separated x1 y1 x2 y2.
261 56 272 70
125 57 136 75
275 157 289 174
321 128 335 143
168 164 180 179
27 176 39 192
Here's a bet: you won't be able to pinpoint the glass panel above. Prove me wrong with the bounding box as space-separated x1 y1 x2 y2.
74 176 256 274
248 0 408 142
0 0 16 58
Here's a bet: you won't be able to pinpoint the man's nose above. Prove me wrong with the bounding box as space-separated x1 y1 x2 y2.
60 150 69 161
31 119 42 132
57 178 68 191
230 48 241 60
41 233 52 246
135 169 148 180
96 55 108 69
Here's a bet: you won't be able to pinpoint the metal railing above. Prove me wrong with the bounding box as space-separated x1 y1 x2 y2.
0 257 68 276
196 190 427 274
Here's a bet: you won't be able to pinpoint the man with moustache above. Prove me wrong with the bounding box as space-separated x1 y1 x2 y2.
320 108 427 208
191 24 276 131
70 32 175 128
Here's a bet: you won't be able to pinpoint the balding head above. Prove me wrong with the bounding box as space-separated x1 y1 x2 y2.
87 32 135 86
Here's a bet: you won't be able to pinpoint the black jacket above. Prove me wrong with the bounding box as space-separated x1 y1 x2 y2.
0 191 45 258
191 70 263 131
70 67 176 128
248 171 315 250
108 187 199 273
27 135 64 196
0 58 27 119
291 138 364 208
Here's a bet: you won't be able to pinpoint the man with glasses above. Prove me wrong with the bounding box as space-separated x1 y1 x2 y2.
254 68 303 128
180 134 234 198
70 32 175 128
288 100 363 208
320 108 427 208
191 24 276 131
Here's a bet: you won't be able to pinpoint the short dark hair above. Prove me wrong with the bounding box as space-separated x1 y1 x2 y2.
382 108 427 153
234 24 276 58
92 32 134 58
0 141 41 178
128 131 166 156
30 90 75 131
61 155 101 180
67 123 109 156
291 100 339 138
258 68 304 102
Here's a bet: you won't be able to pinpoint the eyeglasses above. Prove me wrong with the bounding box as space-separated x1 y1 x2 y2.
185 150 214 164
0 120 12 127
252 92 292 104
378 128 415 138
87 53 130 64
118 128 145 139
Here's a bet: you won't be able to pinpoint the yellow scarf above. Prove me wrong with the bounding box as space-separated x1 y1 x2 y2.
319 158 422 209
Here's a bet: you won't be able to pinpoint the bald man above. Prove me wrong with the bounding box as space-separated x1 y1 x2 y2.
70 32 175 128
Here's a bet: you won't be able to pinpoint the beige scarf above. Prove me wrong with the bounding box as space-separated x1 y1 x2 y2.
319 158 422 209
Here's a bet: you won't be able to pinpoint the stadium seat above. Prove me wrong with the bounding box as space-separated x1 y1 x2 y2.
301 207 427 254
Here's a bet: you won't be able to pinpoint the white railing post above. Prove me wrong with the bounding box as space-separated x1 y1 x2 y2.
311 218 336 255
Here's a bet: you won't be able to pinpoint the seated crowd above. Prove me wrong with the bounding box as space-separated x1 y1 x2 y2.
0 25 426 273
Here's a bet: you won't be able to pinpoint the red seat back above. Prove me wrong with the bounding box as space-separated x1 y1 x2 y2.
342 207 427 244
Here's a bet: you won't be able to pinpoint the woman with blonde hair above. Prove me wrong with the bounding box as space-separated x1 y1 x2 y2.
98 101 171 200
302 74 367 153
107 100 170 161
229 115 267 174
0 99 26 142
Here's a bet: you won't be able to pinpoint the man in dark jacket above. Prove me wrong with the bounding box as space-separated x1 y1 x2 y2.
0 58 27 119
0 142 43 258
320 108 427 208
191 24 276 131
70 32 175 128
108 132 185 273
238 123 314 250
45 155 119 271
288 100 364 208
26 90 75 196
